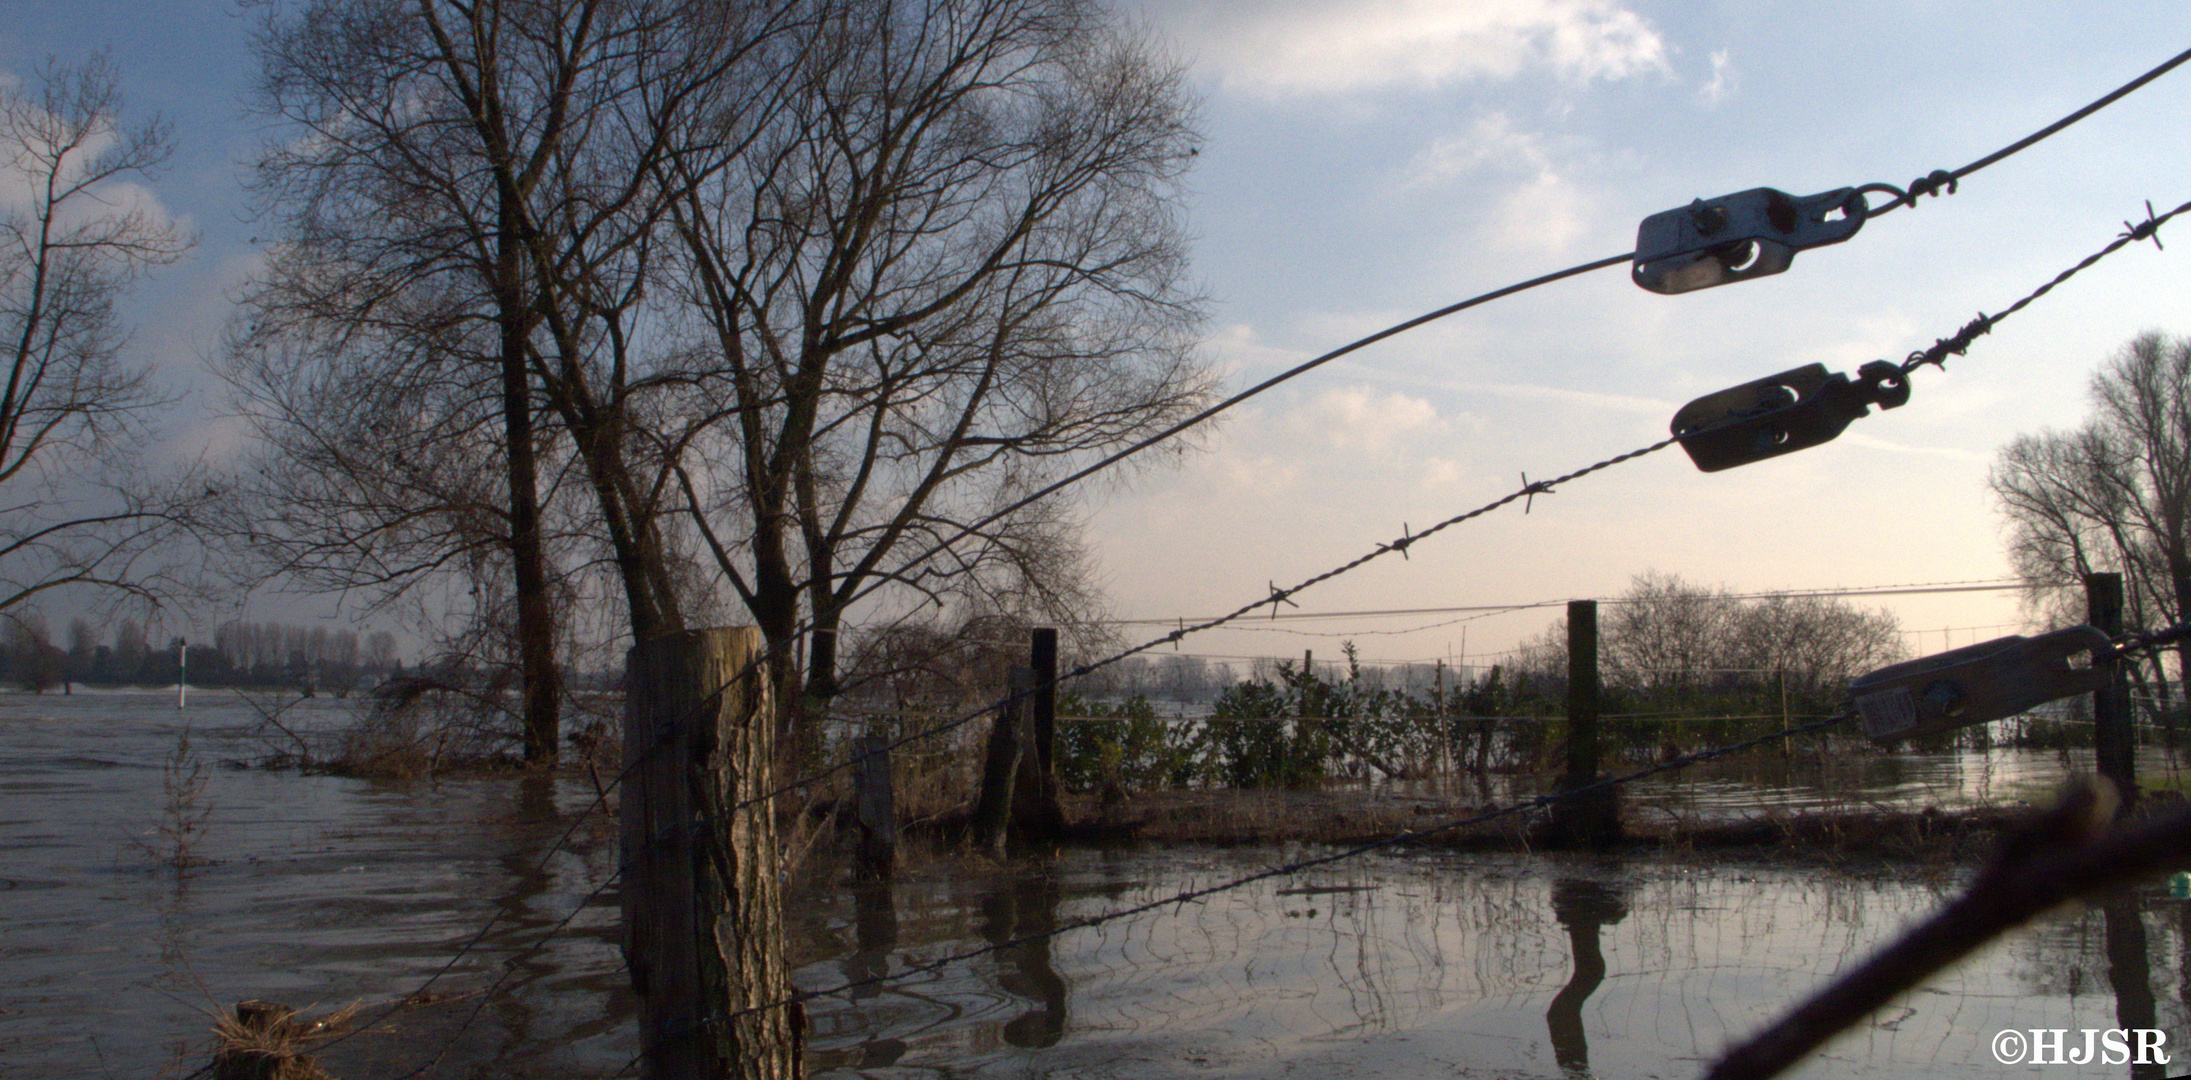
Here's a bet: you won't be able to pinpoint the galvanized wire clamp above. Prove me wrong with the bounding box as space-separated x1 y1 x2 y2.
1850 625 2111 744
1633 187 1870 294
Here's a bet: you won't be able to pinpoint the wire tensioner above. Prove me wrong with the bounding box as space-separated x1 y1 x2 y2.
1633 187 1869 294
1669 360 1910 472
1850 625 2112 744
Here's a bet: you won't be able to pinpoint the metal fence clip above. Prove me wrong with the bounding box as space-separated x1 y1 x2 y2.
1633 187 1868 294
1850 625 2111 744
1670 360 1909 472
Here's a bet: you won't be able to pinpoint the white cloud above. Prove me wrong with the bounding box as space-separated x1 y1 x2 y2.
1698 49 1738 107
1406 112 1552 186
1404 113 1597 254
1293 385 1444 453
1165 0 1670 96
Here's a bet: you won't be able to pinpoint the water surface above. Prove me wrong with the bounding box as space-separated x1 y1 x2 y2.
6 691 2187 1079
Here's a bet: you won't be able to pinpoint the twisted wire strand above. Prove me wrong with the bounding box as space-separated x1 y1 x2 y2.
1902 195 2191 372
1862 45 2191 217
697 48 2191 782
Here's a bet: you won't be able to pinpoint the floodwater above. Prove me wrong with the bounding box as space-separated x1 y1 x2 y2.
0 690 633 1078
5 691 2189 1079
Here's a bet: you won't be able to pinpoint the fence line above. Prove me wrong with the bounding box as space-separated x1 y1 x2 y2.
241 43 2191 1076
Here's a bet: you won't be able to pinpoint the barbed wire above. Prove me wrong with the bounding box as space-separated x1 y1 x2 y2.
728 182 2191 820
348 181 2191 1080
651 42 2191 787
1095 578 2033 626
1899 196 2191 374
726 435 1681 817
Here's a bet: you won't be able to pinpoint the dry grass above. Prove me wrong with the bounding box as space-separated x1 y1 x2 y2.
132 727 215 876
209 1000 360 1080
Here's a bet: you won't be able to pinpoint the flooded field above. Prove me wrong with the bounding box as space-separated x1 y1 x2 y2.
4 691 2188 1078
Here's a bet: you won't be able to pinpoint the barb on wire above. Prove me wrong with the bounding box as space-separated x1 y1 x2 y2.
1377 522 1416 560
1902 312 1993 372
1266 581 1299 619
656 710 1853 1055
1521 473 1553 513
2122 198 2166 249
1975 196 2190 333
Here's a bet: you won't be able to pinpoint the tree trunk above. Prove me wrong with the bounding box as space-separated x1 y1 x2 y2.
498 188 560 763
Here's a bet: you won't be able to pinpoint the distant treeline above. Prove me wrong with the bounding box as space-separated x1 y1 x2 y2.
2 616 404 693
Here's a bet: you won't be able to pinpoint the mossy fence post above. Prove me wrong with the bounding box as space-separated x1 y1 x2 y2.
622 627 800 1079
2086 571 2138 815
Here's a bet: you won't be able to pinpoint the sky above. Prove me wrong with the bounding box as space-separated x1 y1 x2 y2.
3 1 2189 676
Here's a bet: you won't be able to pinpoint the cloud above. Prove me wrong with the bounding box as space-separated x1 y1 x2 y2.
1293 385 1444 453
1697 49 1737 106
1165 0 1670 96
1404 112 1598 254
1406 111 1552 186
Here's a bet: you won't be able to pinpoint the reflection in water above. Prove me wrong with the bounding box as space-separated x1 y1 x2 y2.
2103 898 2163 1080
792 849 2191 1080
978 871 1068 1049
847 883 908 1067
14 695 2191 1079
1545 877 1629 1078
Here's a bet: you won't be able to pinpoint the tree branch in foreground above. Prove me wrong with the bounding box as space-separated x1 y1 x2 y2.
1708 777 2191 1080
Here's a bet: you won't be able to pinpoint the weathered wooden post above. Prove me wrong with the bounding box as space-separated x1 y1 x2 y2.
975 668 1035 856
623 627 800 1079
1021 629 1066 840
1549 600 1619 847
2087 572 2139 815
852 734 896 882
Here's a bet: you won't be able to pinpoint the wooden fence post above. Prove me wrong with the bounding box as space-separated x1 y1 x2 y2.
975 668 1034 856
852 734 896 882
623 628 800 1080
1022 630 1066 840
1549 600 1619 847
2087 572 2139 815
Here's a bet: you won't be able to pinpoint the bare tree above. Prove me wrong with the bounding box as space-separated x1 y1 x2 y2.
0 54 196 614
1600 570 1737 691
667 0 1213 703
1991 332 2191 711
1533 571 1902 701
232 0 781 757
238 0 1211 753
1724 593 1904 698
